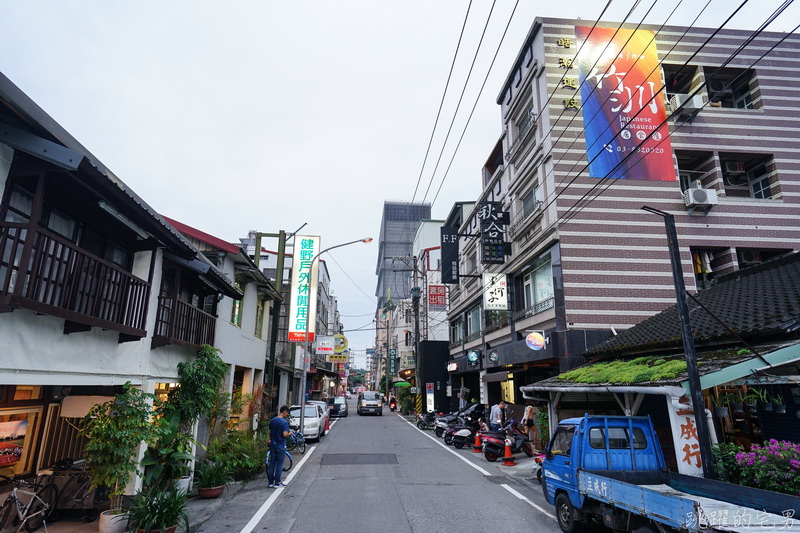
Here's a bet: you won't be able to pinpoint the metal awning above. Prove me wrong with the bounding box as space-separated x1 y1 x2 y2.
482 372 509 383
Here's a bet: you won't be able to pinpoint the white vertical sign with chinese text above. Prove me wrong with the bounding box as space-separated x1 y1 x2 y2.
483 273 508 310
288 235 320 342
666 397 717 476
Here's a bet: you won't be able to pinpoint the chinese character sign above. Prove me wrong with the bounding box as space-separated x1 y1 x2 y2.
287 235 320 342
483 273 508 310
478 202 509 264
666 402 713 476
440 226 460 283
428 285 447 310
575 26 675 181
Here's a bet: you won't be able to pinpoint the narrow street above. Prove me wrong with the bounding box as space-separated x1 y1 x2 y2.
191 398 568 533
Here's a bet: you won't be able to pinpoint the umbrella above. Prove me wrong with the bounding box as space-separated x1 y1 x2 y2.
393 381 412 387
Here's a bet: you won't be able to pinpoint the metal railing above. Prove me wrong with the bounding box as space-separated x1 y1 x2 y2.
0 222 149 333
153 297 216 347
504 107 537 162
508 200 544 239
511 297 555 321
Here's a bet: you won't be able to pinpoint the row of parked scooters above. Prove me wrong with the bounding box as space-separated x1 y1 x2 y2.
415 404 536 464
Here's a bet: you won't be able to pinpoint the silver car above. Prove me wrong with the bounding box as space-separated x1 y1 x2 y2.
357 391 383 416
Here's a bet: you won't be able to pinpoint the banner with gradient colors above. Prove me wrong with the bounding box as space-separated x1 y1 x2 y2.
575 26 675 181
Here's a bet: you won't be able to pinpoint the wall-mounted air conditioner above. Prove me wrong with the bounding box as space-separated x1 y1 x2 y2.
670 94 704 113
739 250 762 266
683 187 718 208
725 161 746 175
709 79 731 95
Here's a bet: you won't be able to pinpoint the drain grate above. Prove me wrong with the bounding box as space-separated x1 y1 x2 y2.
321 453 398 465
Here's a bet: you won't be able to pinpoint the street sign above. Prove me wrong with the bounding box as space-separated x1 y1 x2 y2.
410 387 418 394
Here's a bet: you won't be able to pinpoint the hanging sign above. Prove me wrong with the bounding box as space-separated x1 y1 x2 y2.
288 235 320 342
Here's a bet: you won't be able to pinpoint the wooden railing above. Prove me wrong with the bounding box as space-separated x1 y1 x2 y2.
0 222 149 335
153 297 216 348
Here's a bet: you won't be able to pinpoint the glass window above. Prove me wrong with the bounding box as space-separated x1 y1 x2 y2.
589 427 648 449
45 207 76 240
230 281 243 327
549 425 575 457
523 258 554 309
466 306 481 335
255 297 265 338
5 184 33 223
450 319 463 343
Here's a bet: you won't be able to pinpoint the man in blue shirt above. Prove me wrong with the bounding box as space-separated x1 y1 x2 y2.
267 405 293 487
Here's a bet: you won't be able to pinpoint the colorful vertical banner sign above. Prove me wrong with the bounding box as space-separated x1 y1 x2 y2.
575 26 675 181
288 235 320 342
482 273 508 310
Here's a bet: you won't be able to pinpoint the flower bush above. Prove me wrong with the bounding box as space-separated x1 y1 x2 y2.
735 439 800 496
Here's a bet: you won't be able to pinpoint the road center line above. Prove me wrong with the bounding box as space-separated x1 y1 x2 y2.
240 445 317 533
501 484 556 519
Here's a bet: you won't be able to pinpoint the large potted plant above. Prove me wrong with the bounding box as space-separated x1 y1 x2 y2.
78 382 159 533
126 485 189 533
194 460 233 499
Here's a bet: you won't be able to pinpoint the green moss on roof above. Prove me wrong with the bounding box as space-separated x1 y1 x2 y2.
557 356 688 385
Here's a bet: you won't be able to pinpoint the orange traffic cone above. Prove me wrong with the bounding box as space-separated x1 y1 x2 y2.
325 415 330 433
502 438 516 466
473 432 482 453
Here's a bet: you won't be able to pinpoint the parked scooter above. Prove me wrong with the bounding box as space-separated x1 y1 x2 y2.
416 411 439 430
530 451 545 483
452 418 482 449
481 419 533 462
442 416 466 445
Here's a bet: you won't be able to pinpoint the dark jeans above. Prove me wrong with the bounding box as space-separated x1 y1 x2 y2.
267 445 286 484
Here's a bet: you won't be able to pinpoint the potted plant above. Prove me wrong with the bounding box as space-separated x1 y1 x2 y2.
771 393 786 413
712 392 732 418
751 388 771 412
730 391 747 414
141 411 197 493
194 460 233 499
78 382 160 533
126 485 189 533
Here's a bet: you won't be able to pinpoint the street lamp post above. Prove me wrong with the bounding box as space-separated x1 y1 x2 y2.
298 237 373 436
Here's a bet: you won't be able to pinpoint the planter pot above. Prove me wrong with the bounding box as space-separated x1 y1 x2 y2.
731 402 744 414
713 406 729 418
175 475 191 494
98 510 127 533
745 402 757 413
197 485 225 499
761 401 773 412
774 404 787 414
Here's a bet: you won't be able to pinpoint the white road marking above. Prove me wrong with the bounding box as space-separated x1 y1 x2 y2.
400 412 492 476
240 443 317 532
501 484 556 519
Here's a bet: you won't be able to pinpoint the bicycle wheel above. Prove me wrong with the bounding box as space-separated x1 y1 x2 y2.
25 483 58 532
282 452 292 472
0 499 13 531
297 436 307 454
285 435 297 452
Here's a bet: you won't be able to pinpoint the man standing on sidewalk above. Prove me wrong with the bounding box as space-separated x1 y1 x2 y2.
267 405 293 488
489 400 507 431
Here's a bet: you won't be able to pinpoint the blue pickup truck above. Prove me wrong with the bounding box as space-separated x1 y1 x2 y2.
542 415 800 533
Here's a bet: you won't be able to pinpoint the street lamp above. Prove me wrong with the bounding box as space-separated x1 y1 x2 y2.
298 237 373 435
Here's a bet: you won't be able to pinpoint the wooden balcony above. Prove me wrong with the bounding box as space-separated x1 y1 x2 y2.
152 297 216 349
0 222 149 339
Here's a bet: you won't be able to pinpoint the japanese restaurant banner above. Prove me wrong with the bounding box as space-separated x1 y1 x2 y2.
575 26 675 181
288 235 320 342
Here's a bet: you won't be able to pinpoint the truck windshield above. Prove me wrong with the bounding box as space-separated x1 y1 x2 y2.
549 425 575 457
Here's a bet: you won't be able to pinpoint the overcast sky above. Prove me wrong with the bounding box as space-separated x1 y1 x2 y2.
2 1 797 366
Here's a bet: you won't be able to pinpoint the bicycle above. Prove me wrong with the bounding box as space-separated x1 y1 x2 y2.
265 448 293 473
0 474 59 532
285 431 307 454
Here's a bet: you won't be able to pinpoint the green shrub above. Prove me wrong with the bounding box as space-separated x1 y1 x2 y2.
712 442 745 483
206 430 268 480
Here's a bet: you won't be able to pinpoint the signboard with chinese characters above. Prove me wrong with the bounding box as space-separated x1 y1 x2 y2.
315 336 334 356
440 226 459 283
428 285 447 310
288 235 320 342
388 348 397 375
575 26 675 181
665 399 716 476
482 273 508 310
478 202 509 264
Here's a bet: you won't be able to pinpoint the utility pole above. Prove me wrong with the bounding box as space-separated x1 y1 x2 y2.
642 206 715 479
255 230 285 410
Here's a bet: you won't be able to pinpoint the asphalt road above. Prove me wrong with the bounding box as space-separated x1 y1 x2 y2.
193 398 599 533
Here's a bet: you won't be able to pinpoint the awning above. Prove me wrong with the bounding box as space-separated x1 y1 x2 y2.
482 372 509 383
393 381 412 387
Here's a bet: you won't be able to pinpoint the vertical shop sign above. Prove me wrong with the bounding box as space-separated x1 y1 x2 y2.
478 202 509 264
287 235 320 342
575 26 675 181
482 273 508 310
440 226 460 283
428 285 447 311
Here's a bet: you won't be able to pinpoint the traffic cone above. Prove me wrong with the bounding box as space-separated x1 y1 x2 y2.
502 438 516 466
325 415 330 433
473 432 482 453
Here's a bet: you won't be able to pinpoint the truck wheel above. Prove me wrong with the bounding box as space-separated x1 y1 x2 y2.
555 493 582 533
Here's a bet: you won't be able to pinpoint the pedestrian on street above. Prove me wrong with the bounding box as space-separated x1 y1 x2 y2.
521 402 537 448
489 400 507 431
267 405 293 488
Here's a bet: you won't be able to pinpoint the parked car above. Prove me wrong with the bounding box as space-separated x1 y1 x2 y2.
306 400 330 435
288 404 325 441
327 396 348 417
357 391 383 416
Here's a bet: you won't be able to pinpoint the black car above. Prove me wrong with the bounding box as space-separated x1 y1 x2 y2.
326 396 349 417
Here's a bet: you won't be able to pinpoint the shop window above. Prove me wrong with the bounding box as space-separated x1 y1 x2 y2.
704 67 760 109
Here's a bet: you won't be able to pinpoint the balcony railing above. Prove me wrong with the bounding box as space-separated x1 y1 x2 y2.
0 222 149 336
504 107 537 162
153 297 216 348
508 200 544 239
511 297 555 321
464 330 481 343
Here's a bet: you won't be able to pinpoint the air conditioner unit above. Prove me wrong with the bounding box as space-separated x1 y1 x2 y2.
670 93 704 113
724 161 746 175
739 250 762 265
683 187 718 207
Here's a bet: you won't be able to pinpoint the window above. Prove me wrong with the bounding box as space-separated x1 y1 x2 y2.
466 306 481 335
548 425 575 457
254 297 265 338
589 427 648 449
450 318 464 343
749 163 771 199
4 183 33 223
704 67 760 110
662 64 699 99
523 45 533 67
523 258 553 309
721 156 777 199
521 185 542 218
230 281 243 327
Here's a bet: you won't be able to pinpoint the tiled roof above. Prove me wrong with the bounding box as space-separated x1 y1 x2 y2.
583 252 800 358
